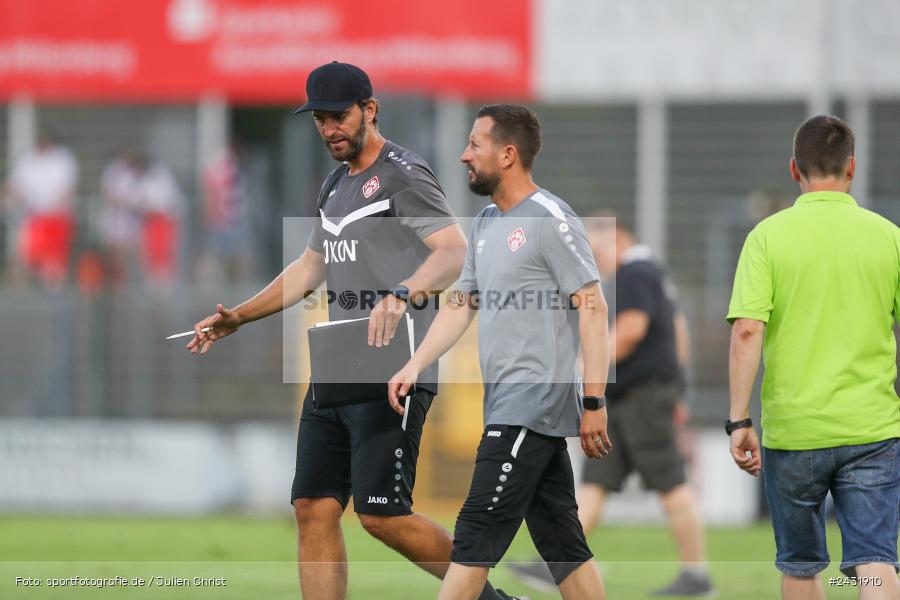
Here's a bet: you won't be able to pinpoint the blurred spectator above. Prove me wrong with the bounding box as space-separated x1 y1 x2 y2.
585 217 711 597
200 141 253 283
136 159 183 286
5 135 79 288
99 149 143 284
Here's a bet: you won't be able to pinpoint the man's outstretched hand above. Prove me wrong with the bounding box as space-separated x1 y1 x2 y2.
187 304 242 355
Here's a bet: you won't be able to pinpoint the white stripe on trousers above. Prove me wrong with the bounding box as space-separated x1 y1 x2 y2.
511 427 527 458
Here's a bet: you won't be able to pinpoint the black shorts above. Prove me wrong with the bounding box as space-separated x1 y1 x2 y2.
291 387 433 515
581 381 686 493
451 425 594 585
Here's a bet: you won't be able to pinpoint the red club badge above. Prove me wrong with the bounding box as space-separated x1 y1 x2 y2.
507 227 527 252
362 176 380 198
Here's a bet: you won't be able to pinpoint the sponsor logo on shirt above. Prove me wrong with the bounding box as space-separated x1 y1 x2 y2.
476 239 486 254
324 239 359 263
367 496 388 504
362 176 380 198
507 227 527 252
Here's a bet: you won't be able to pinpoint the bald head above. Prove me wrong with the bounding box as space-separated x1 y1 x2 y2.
585 211 634 277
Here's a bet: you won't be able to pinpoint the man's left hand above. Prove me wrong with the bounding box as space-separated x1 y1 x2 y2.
388 363 419 415
730 426 762 476
580 408 612 459
368 293 408 347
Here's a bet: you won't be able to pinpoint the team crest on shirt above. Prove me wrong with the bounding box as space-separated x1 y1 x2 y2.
507 227 527 252
362 176 380 198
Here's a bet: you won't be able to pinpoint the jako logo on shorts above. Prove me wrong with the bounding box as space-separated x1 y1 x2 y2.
367 496 388 504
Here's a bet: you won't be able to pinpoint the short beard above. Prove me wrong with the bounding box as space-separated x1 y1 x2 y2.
467 170 500 196
326 120 367 162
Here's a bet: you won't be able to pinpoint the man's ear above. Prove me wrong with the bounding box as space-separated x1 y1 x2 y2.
789 157 802 183
500 144 518 170
362 100 375 125
846 155 856 181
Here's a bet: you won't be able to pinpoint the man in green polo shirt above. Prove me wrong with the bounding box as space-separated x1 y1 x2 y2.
727 115 900 600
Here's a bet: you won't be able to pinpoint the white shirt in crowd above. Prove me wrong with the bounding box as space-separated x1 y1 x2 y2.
10 145 79 214
100 157 142 246
137 163 183 216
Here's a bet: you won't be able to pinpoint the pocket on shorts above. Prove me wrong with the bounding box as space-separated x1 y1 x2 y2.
848 438 900 486
766 448 815 497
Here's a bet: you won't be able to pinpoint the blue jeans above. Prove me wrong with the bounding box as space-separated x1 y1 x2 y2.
762 438 900 577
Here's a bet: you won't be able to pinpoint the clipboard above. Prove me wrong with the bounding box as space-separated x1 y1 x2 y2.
307 314 416 410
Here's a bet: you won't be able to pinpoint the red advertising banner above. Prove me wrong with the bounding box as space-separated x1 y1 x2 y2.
0 0 531 103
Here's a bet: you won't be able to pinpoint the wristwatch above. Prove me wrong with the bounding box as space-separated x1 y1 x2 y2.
389 285 410 303
724 418 753 435
582 395 607 411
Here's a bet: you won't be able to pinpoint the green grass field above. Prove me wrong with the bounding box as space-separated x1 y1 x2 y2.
0 515 887 599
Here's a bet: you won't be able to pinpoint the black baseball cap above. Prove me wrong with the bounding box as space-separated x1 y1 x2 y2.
294 61 373 114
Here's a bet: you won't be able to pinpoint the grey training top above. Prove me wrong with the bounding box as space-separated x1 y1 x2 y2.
307 141 458 393
456 189 600 437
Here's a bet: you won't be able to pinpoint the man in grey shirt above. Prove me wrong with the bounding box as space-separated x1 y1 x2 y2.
189 63 524 600
389 104 612 600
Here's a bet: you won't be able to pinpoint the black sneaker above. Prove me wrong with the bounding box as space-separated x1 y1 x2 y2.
506 561 556 593
651 571 715 597
496 589 532 600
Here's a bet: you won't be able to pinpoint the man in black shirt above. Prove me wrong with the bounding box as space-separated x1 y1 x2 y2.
510 216 712 597
187 63 524 600
587 217 711 596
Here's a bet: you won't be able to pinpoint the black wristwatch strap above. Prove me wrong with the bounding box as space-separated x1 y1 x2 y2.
389 285 410 302
725 417 753 435
582 395 607 411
